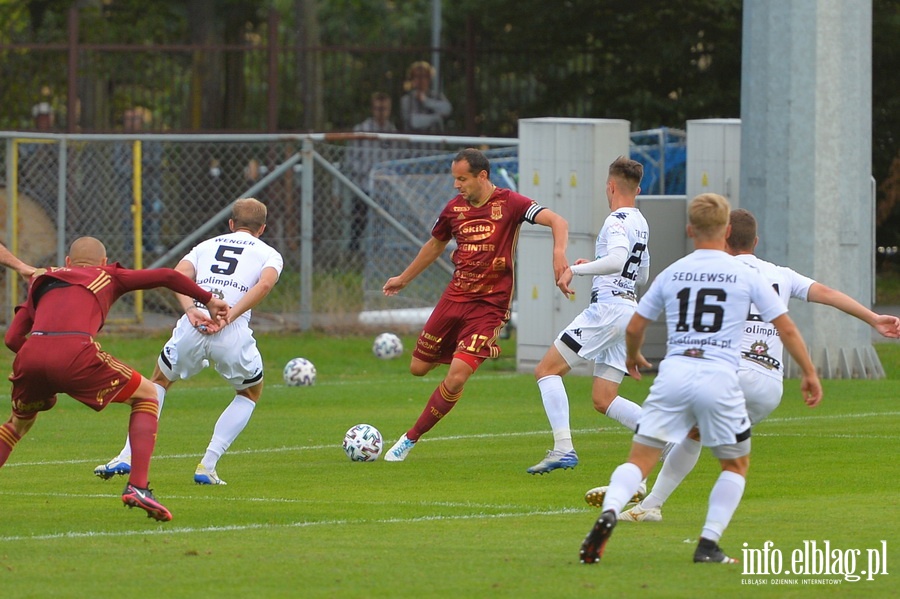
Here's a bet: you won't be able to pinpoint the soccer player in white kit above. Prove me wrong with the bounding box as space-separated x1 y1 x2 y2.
528 157 650 475
615 208 900 522
94 197 283 485
579 194 823 565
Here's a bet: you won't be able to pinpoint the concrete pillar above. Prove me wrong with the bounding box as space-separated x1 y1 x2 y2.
741 0 880 377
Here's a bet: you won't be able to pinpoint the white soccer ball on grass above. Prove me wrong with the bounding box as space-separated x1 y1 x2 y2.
283 357 316 386
342 423 383 462
372 332 403 360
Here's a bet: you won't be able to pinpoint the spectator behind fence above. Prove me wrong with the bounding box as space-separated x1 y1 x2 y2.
114 107 164 257
31 102 55 131
400 61 452 134
346 92 399 252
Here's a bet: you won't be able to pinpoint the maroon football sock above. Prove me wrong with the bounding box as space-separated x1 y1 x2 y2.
408 382 463 441
0 421 22 468
127 399 159 488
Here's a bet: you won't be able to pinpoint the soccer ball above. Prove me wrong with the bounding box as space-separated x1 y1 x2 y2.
342 423 383 462
372 332 403 360
283 357 316 386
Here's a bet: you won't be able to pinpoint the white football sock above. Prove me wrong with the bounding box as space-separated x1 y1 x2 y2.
537 375 573 452
641 438 702 509
701 470 746 542
117 383 167 462
602 462 644 514
201 395 256 471
605 396 642 432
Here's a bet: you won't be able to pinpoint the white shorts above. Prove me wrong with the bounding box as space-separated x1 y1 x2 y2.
739 367 783 425
556 302 635 374
636 357 751 448
158 315 264 391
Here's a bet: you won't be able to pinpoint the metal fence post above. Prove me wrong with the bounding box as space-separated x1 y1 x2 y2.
56 138 67 264
4 138 13 321
299 137 314 330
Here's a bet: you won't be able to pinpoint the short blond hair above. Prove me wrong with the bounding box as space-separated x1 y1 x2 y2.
232 197 267 231
688 193 730 240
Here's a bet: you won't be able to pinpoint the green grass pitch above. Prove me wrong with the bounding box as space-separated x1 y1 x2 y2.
1 332 897 598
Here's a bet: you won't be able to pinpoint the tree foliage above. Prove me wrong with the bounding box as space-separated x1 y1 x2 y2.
1 0 897 243
445 0 743 130
873 0 900 243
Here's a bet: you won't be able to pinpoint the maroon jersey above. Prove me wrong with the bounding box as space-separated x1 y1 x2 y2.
5 263 213 352
432 187 544 308
6 263 215 416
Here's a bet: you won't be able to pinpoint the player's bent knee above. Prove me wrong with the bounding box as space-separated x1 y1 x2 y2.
11 413 38 436
711 438 751 467
409 356 441 377
238 385 263 402
409 364 430 377
592 396 613 413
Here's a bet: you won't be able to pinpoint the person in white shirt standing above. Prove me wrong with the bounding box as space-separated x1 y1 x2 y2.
94 197 284 486
579 193 823 565
527 156 649 475
400 61 452 134
612 208 900 522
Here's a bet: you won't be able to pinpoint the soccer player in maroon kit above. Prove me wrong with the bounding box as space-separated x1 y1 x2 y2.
382 148 571 461
0 237 228 521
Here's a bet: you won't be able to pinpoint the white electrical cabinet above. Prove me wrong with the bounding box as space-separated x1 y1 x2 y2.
515 118 631 375
685 120 741 251
686 119 741 202
633 195 688 362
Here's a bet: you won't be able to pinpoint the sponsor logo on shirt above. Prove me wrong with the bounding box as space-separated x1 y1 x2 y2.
741 340 781 370
459 219 496 242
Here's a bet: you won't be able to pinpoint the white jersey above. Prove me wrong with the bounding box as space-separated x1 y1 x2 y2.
591 207 650 305
184 231 284 323
637 249 788 368
735 254 815 381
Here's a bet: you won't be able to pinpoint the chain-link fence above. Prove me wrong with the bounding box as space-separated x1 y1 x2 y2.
1 130 684 332
1 132 516 331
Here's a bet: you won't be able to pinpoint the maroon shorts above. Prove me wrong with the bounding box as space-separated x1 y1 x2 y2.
413 296 509 367
9 335 142 418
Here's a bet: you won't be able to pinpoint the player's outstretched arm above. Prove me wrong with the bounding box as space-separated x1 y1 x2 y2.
871 314 900 338
169 260 221 333
383 237 448 296
771 313 823 407
534 208 570 295
807 282 900 338
225 267 279 324
556 266 575 295
205 296 229 323
0 243 36 278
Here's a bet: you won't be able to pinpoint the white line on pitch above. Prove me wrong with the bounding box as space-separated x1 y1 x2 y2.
6 410 897 469
760 411 900 424
2 427 626 468
0 507 586 543
0 490 538 512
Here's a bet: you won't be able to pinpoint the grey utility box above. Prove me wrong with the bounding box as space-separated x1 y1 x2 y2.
684 119 741 251
515 118 630 375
